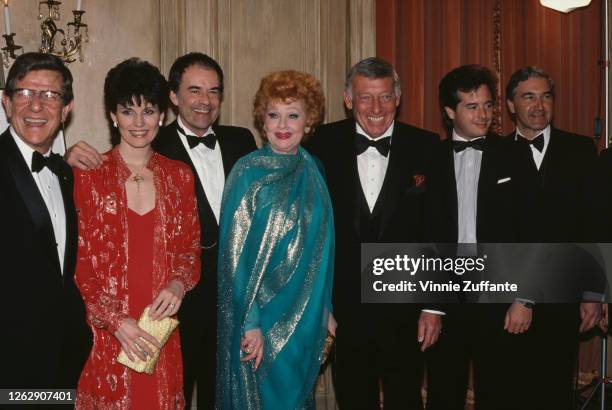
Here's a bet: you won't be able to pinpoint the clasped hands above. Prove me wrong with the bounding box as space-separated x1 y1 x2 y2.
114 279 185 362
241 313 338 371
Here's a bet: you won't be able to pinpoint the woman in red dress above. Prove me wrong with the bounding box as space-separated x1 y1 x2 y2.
73 58 200 409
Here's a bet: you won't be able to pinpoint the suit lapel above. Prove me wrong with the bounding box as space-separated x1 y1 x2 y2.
539 128 559 188
476 137 497 238
335 122 361 236
214 125 233 178
59 164 77 282
1 130 62 276
445 140 459 240
376 127 417 238
158 121 218 230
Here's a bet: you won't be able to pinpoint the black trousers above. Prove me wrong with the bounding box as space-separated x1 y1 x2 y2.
179 251 218 410
332 308 423 410
426 304 579 410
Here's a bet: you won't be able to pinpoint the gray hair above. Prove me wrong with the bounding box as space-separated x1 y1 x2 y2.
345 57 401 100
505 66 555 101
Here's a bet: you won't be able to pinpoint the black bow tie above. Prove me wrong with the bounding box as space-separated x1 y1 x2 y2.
186 133 217 150
453 138 485 152
31 151 63 176
176 123 217 150
355 134 391 157
521 133 544 152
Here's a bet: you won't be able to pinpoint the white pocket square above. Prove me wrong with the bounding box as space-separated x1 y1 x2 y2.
497 177 511 184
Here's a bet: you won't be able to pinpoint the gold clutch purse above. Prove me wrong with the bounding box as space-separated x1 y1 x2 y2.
116 306 179 374
321 333 335 366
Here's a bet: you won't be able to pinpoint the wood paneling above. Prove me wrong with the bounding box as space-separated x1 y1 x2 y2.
161 0 360 140
5 1 373 150
5 0 160 151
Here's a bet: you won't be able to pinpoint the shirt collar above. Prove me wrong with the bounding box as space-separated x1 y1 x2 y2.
177 116 215 138
10 126 53 170
452 129 486 142
355 121 394 141
514 124 550 144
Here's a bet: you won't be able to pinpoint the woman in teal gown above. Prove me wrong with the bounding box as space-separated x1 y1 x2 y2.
216 70 336 409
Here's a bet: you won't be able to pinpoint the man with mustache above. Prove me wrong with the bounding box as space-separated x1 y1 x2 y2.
66 52 256 409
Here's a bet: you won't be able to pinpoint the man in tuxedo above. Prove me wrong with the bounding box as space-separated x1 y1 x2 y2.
425 64 539 410
67 52 256 409
304 57 441 410
504 66 602 410
0 52 91 390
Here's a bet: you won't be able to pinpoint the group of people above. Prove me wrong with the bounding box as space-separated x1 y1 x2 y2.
0 49 608 410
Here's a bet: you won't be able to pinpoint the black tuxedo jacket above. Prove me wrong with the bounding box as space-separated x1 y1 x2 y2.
305 118 440 325
152 120 256 314
425 134 531 243
152 120 256 253
424 135 541 304
506 128 603 309
506 127 598 242
0 128 91 389
597 148 612 241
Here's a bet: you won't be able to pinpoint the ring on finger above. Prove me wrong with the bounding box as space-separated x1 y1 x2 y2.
170 303 175 308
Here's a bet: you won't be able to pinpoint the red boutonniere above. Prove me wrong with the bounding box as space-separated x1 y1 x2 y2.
413 174 426 188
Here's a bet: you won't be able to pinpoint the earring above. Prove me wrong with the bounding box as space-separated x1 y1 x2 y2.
159 120 163 126
113 121 117 128
305 126 311 134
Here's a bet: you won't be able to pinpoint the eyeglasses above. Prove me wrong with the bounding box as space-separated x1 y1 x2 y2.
12 88 64 106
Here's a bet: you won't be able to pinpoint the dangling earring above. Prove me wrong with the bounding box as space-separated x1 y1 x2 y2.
113 121 117 128
159 120 163 126
305 126 311 134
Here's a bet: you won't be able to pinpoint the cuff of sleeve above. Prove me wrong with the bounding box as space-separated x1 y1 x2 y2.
582 292 606 302
422 309 446 316
166 276 187 298
107 313 130 334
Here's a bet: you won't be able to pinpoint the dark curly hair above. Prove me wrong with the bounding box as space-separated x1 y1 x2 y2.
438 64 497 132
253 70 325 141
104 58 168 145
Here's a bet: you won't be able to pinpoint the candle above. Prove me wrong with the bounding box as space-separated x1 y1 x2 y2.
76 0 82 11
3 2 11 36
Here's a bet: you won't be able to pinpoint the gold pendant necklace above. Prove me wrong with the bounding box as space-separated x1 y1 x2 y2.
128 163 147 191
131 173 144 188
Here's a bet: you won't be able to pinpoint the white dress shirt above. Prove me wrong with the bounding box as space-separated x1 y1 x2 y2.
356 122 393 212
11 127 66 274
515 125 550 170
354 122 444 316
453 131 484 245
176 116 225 222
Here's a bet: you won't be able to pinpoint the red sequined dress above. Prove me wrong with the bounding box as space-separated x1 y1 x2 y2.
73 149 201 409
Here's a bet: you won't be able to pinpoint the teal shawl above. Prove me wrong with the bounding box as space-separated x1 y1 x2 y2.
216 144 334 410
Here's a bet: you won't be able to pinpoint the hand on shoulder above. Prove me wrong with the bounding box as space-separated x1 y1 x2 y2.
65 140 107 170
